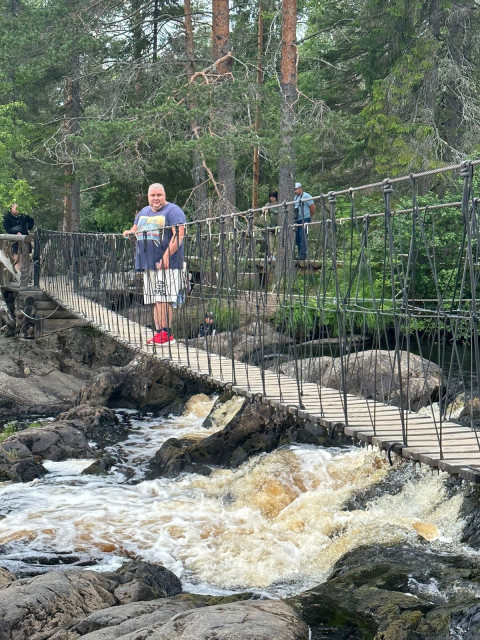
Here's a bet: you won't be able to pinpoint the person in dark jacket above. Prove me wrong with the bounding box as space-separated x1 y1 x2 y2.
3 204 35 272
198 311 217 337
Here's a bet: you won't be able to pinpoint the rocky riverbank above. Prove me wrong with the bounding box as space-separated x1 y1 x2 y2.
1 328 480 639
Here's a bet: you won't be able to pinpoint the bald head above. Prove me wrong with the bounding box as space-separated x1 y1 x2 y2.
148 184 167 212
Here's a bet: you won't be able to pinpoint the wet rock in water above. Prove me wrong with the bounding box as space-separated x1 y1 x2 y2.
4 420 96 462
0 439 47 482
459 486 480 549
149 600 309 640
82 453 118 476
111 561 182 604
0 405 132 482
146 401 330 479
281 349 442 411
55 404 129 446
288 543 480 640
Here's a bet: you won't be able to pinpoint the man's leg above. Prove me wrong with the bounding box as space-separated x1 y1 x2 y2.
295 225 301 259
153 301 172 331
301 224 308 259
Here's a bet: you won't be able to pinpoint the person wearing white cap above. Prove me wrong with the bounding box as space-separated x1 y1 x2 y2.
294 182 315 260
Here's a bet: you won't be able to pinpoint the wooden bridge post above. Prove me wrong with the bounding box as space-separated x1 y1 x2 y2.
32 232 40 287
19 237 31 288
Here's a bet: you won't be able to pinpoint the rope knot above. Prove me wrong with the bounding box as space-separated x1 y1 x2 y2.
382 179 393 194
460 161 473 179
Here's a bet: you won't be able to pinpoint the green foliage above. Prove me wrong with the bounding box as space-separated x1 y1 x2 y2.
0 102 34 214
0 418 43 443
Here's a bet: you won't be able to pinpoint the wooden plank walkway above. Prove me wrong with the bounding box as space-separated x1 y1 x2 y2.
41 277 480 484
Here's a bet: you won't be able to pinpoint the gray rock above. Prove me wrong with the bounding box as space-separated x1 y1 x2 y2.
146 401 329 479
0 439 47 482
3 420 95 462
0 329 131 419
0 567 16 588
112 562 182 604
55 405 128 447
0 569 117 640
76 356 205 414
281 349 442 411
71 599 194 639
288 543 480 640
146 600 309 640
188 321 292 365
0 561 183 640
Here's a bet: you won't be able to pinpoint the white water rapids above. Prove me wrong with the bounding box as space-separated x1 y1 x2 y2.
0 395 474 597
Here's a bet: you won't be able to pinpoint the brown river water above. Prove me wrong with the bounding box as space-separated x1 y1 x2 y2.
0 395 475 597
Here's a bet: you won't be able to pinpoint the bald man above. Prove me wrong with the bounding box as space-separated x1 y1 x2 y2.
123 183 186 345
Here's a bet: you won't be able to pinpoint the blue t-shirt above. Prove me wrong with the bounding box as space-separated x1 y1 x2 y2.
134 203 186 270
294 192 314 222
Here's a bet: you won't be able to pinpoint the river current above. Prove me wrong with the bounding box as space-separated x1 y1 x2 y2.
0 395 475 598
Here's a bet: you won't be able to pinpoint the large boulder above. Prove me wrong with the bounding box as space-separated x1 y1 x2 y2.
0 561 182 640
149 600 309 640
68 599 198 639
146 400 328 479
3 420 95 462
281 349 442 411
55 404 128 446
76 356 206 413
0 439 47 482
0 415 99 482
186 321 292 365
0 329 132 419
111 562 182 604
0 568 118 640
288 543 480 640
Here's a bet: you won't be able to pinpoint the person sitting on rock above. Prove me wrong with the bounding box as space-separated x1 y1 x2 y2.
198 312 217 338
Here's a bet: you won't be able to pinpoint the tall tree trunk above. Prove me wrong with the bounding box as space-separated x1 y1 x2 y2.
185 0 208 219
252 1 264 210
212 0 235 218
131 0 144 62
152 0 159 61
276 0 297 281
62 70 80 232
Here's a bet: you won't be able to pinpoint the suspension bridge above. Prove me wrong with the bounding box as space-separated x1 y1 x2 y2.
2 161 480 482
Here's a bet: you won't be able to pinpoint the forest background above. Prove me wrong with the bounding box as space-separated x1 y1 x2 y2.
1 0 479 233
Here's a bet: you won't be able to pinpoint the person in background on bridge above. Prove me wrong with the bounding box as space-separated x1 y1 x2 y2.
294 182 315 261
123 183 186 346
258 190 278 259
2 203 35 273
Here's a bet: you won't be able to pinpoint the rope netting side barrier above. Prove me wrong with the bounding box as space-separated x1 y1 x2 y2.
37 160 480 456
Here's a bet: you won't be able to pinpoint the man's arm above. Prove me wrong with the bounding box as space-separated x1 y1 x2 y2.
308 203 315 217
122 223 137 237
157 224 185 269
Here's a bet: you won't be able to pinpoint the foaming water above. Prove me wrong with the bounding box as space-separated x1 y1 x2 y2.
0 399 472 597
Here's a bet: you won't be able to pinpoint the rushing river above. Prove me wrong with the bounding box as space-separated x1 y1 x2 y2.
0 395 474 598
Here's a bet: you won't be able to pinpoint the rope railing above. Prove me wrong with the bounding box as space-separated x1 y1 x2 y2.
36 161 480 459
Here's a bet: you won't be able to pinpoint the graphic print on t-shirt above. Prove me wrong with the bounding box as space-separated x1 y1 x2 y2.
136 214 166 241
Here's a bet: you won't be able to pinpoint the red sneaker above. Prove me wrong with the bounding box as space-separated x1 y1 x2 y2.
146 331 176 345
